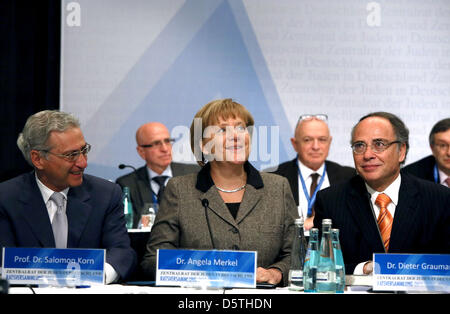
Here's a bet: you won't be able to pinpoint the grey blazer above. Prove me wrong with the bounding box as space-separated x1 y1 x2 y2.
141 162 298 286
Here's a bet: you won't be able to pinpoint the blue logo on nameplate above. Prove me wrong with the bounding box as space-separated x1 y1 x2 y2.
156 249 257 288
2 247 105 286
373 253 450 292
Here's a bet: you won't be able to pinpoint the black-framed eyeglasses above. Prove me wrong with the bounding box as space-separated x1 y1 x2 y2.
140 138 175 149
351 139 401 154
42 143 91 162
298 114 328 123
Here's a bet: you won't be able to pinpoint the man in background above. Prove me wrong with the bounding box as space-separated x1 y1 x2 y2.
116 122 199 224
272 114 355 230
402 118 450 187
0 110 136 283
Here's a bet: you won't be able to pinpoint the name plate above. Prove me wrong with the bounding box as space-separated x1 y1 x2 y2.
2 247 105 286
373 253 450 292
156 249 257 288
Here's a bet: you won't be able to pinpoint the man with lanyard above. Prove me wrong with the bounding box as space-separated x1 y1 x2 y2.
272 114 355 233
403 118 450 188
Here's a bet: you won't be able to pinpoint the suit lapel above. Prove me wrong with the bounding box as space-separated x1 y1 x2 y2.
19 174 55 247
236 184 263 225
325 161 337 185
389 175 420 251
137 166 154 204
347 177 385 252
66 180 93 247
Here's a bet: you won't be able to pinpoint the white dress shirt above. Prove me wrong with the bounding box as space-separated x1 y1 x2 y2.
297 160 330 235
353 174 402 275
438 168 449 187
35 174 118 284
147 166 173 197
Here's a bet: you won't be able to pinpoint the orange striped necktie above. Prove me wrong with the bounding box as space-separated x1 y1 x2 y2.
375 193 393 252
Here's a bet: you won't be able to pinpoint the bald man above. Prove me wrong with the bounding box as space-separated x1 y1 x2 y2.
116 122 199 226
272 115 355 231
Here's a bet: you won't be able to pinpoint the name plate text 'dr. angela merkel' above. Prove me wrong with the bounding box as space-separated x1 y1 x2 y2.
156 249 257 288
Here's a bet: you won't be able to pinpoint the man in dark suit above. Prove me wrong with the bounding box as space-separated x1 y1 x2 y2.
402 118 450 187
116 122 199 226
314 112 450 275
0 110 136 283
272 114 355 230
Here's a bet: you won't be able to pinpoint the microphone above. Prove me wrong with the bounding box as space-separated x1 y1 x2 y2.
118 164 137 172
202 198 216 249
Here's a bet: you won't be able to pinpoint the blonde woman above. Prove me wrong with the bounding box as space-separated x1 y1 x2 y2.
141 99 298 286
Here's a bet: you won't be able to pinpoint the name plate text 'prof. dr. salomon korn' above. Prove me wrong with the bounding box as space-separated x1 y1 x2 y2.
373 253 450 292
156 249 257 288
2 247 105 286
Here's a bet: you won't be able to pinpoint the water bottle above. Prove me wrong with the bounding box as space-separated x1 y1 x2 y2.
331 229 345 293
303 228 319 292
316 219 336 293
288 218 307 290
122 187 134 229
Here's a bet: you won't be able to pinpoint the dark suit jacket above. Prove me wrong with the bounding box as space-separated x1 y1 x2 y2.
272 158 356 206
116 162 199 226
0 172 137 281
313 173 450 274
402 155 438 183
141 162 298 286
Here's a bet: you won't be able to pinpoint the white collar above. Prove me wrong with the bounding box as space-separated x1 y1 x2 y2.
365 173 401 206
297 159 325 178
35 172 69 203
438 168 449 185
147 165 173 180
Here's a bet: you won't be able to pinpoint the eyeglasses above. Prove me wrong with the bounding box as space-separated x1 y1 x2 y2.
42 143 91 162
140 138 175 149
433 142 449 152
298 114 328 123
351 139 401 154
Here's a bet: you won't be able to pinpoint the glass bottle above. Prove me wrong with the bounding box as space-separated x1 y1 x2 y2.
331 229 345 293
303 228 319 292
122 186 134 229
316 219 336 293
288 218 308 290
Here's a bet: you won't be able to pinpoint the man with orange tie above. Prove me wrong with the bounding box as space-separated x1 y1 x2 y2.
313 112 450 275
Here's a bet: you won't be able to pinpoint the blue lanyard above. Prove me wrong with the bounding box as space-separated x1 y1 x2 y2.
151 192 158 204
433 164 439 183
297 159 326 217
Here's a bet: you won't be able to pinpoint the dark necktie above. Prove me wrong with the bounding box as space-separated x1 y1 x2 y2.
308 173 319 217
445 177 450 188
50 192 68 248
153 176 169 203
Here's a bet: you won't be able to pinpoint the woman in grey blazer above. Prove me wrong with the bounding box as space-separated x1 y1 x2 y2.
141 99 298 286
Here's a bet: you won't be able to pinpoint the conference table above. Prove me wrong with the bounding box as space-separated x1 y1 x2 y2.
9 281 372 294
8 274 375 294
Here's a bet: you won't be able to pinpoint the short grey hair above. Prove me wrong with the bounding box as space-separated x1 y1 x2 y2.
17 110 80 166
351 112 409 165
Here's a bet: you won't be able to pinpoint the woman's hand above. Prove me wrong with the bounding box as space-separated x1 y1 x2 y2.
256 267 282 285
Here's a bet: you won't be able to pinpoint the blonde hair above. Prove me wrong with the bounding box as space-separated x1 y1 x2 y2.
190 98 254 166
